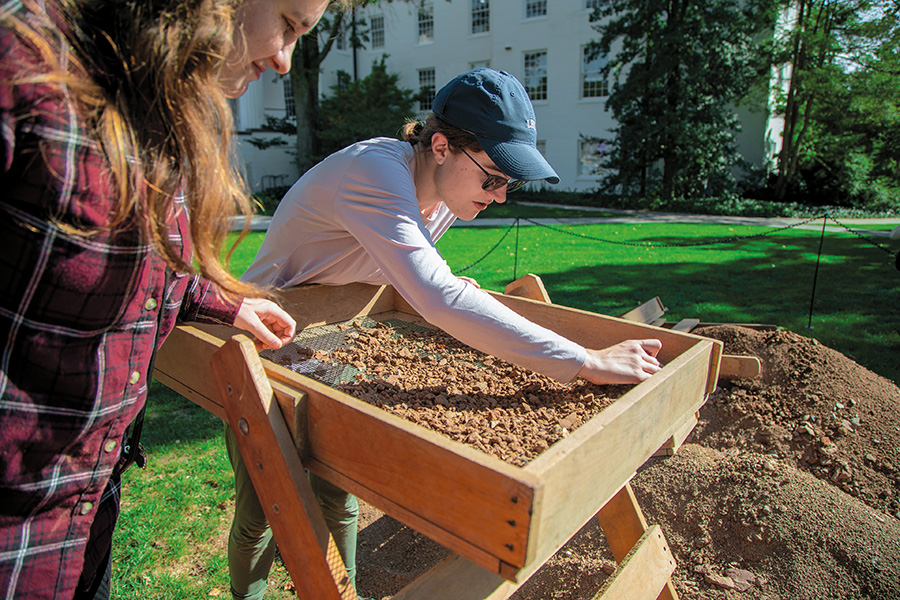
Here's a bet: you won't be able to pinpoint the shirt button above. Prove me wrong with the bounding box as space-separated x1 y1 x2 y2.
144 297 158 311
104 440 117 453
80 502 93 515
129 371 140 385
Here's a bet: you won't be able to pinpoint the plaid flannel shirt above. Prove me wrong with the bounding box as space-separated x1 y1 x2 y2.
0 4 240 598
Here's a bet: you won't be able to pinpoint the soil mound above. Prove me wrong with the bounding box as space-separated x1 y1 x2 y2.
694 325 900 516
349 325 900 599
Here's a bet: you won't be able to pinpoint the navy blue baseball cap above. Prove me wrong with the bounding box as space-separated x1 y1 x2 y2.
432 68 559 185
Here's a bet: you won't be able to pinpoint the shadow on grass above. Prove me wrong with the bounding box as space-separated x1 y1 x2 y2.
537 234 899 384
142 379 225 448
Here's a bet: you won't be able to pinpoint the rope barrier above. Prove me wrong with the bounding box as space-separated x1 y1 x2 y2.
454 210 897 333
521 214 831 248
456 220 517 273
825 214 897 258
455 212 899 274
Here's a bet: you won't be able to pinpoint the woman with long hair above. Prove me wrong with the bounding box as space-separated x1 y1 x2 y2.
231 67 663 600
0 0 334 597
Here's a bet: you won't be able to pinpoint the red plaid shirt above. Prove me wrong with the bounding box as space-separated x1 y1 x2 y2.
0 3 239 598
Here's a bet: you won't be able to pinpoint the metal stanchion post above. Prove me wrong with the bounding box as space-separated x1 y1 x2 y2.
807 215 828 330
513 217 520 282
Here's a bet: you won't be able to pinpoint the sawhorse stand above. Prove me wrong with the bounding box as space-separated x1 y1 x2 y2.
212 334 677 600
156 276 724 600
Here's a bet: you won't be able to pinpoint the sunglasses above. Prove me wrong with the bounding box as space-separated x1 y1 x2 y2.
459 147 527 193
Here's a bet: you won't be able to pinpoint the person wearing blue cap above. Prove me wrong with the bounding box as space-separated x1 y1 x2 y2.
226 68 663 599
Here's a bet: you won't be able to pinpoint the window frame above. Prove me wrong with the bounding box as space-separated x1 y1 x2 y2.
334 20 348 52
471 0 490 35
283 78 295 118
523 49 548 102
524 0 547 19
581 45 609 99
417 3 434 44
578 138 606 178
418 67 436 112
370 13 385 49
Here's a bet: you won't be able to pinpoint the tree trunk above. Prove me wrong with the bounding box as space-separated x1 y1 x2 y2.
661 0 685 201
292 34 321 172
291 11 345 173
775 0 835 200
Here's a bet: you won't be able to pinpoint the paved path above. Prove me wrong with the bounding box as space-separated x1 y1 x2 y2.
231 202 900 239
459 202 900 238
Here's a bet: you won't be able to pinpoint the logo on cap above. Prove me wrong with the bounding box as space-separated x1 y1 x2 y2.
526 118 536 130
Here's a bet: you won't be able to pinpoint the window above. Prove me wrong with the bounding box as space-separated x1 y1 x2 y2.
229 98 241 131
418 3 434 43
418 67 436 112
470 59 491 70
579 139 606 176
523 50 548 101
582 46 608 98
335 21 347 51
532 140 548 188
370 14 385 48
585 0 606 11
471 0 489 34
525 0 547 18
334 71 350 95
283 78 295 118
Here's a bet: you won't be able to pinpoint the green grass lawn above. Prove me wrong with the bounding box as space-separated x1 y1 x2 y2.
113 386 234 598
435 221 899 384
223 219 899 384
112 213 899 599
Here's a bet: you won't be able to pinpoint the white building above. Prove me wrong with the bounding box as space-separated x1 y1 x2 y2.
233 0 786 193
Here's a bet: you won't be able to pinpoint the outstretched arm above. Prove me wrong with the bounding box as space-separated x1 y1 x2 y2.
578 339 663 385
233 297 296 351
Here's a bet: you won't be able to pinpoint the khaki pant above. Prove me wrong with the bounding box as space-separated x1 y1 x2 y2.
225 425 359 600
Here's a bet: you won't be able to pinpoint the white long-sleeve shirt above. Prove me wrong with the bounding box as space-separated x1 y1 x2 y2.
243 138 586 382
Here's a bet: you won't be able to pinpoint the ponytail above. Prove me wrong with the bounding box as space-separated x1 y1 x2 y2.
402 114 481 153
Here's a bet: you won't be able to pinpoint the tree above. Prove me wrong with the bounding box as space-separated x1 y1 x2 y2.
773 0 900 209
588 0 774 200
243 4 375 169
290 1 424 172
315 57 420 161
289 8 354 172
771 0 857 199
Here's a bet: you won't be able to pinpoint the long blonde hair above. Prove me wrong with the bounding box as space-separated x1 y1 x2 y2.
4 0 262 298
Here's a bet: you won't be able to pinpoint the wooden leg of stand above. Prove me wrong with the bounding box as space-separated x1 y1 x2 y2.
596 483 678 600
211 335 357 600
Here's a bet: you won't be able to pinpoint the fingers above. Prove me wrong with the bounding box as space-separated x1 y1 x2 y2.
639 338 663 357
256 312 296 350
251 321 282 351
579 339 664 385
234 298 297 351
261 309 296 344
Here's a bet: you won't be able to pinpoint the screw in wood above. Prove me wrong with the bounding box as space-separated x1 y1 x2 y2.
239 419 250 435
256 462 264 473
272 504 280 514
226 384 233 396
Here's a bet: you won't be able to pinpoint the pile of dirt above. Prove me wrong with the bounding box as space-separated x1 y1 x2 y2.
344 325 900 600
694 325 900 516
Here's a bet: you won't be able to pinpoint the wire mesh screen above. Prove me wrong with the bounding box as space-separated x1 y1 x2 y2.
260 316 435 388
